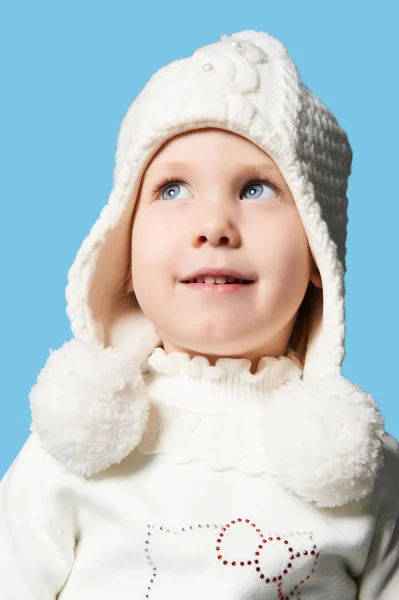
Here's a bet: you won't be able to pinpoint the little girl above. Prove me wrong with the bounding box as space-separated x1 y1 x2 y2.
1 29 398 599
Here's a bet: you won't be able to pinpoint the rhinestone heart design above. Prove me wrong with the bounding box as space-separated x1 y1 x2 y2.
143 517 320 599
215 518 320 599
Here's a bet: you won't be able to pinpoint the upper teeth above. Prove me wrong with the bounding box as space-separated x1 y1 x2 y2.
190 276 244 284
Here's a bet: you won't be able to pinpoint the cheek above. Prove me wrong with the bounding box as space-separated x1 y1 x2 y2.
253 210 311 280
130 212 177 283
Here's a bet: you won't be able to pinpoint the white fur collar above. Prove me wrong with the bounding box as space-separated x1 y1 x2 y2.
29 338 386 508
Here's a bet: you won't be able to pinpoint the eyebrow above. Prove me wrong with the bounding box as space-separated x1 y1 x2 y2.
155 161 278 176
152 161 285 192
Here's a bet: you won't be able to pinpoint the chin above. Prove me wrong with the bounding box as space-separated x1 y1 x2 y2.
180 336 252 358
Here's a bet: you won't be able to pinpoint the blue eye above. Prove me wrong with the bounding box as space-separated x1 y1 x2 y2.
241 182 277 200
160 182 192 200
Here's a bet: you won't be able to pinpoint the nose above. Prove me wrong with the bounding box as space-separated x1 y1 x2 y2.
191 198 241 249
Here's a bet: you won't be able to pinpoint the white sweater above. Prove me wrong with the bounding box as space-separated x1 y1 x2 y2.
1 346 399 599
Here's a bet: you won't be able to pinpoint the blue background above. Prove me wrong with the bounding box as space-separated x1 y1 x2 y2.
1 1 398 478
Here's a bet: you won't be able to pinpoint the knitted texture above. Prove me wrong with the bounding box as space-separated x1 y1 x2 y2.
296 84 352 271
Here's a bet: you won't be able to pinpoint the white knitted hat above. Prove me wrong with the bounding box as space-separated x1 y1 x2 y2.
29 30 387 508
66 29 350 378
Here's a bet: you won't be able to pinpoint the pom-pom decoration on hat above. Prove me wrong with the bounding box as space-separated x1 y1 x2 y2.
29 338 150 477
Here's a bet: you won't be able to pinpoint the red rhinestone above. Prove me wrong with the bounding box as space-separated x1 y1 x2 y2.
277 537 281 540
284 540 289 544
245 519 250 523
283 570 288 574
240 562 244 566
260 574 264 579
256 567 261 572
272 577 277 582
216 546 220 551
306 576 310 580
256 528 260 532
217 555 222 560
258 545 263 549
304 550 308 555
231 521 236 524
255 551 260 556
247 561 252 565
254 560 259 564
223 560 228 565
266 578 270 583
232 561 236 566
311 551 315 555
288 547 293 551
288 563 292 568
269 537 273 541
251 523 256 527
237 518 242 522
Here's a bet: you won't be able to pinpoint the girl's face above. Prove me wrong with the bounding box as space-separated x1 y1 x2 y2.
129 128 321 369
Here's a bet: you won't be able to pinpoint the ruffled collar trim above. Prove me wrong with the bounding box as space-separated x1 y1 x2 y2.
144 345 303 379
140 346 304 412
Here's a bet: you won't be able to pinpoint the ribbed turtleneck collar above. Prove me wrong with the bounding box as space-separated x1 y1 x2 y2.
140 346 303 413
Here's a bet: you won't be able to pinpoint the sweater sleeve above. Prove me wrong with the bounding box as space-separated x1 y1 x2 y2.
0 432 76 599
356 433 399 599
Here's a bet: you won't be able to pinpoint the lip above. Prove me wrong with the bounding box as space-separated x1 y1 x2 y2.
180 267 256 283
181 281 254 294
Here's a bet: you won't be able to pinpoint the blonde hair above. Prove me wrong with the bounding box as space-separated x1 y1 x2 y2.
121 254 132 301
